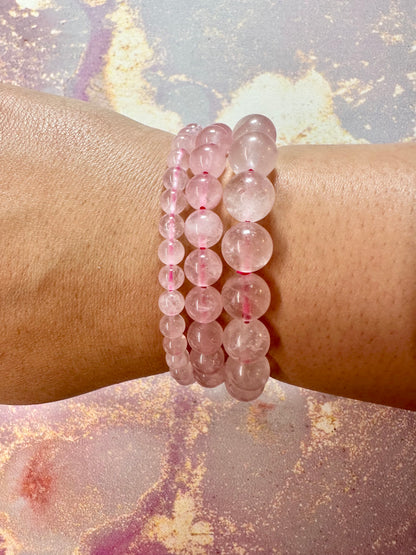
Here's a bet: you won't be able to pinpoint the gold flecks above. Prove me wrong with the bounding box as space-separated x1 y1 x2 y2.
393 84 404 97
81 0 108 6
335 77 374 104
0 525 22 552
406 72 416 81
103 1 182 133
306 398 340 441
15 0 54 9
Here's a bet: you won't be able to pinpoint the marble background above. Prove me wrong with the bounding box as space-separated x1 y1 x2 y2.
0 0 415 553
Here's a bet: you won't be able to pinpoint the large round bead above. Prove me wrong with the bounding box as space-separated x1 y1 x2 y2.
159 314 185 338
221 273 271 319
221 222 273 272
225 380 265 402
190 348 225 374
196 124 232 152
189 144 227 177
163 334 187 355
185 209 223 248
187 321 223 355
158 290 185 316
172 123 202 152
233 114 277 141
185 173 223 210
223 319 270 362
225 356 270 390
193 366 225 388
185 286 223 323
184 248 222 286
228 132 278 176
166 349 189 369
170 361 195 385
223 170 275 222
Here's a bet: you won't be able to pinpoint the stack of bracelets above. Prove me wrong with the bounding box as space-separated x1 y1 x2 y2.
158 114 278 401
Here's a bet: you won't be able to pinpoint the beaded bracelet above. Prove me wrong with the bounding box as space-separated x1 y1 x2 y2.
158 115 278 401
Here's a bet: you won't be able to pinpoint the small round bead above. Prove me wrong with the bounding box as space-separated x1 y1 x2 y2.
229 132 278 176
159 314 185 338
187 321 223 355
184 209 223 248
221 273 271 320
189 144 227 177
223 319 270 362
185 173 223 210
185 286 223 323
159 214 185 239
221 222 273 272
163 334 187 355
163 167 189 191
223 170 275 222
172 123 202 152
166 350 189 368
184 248 223 286
167 148 190 171
233 114 277 142
194 366 225 388
158 264 185 290
225 356 270 390
158 239 185 265
170 361 195 385
195 124 233 152
190 348 225 374
160 189 188 214
225 379 265 402
158 290 185 316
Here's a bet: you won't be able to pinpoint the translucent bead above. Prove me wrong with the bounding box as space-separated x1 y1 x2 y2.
160 189 187 214
223 319 270 362
172 123 202 152
170 362 195 385
194 366 225 388
233 114 277 142
185 286 223 323
163 167 188 191
225 379 264 402
221 222 273 272
225 356 270 390
158 264 185 290
215 122 233 136
190 347 225 374
163 334 187 355
167 148 189 171
158 239 185 265
184 209 223 248
159 214 184 239
159 314 185 338
195 124 233 152
223 170 275 222
166 349 189 368
189 144 227 178
221 273 270 320
184 248 223 286
185 173 223 210
158 290 185 316
187 321 223 355
229 132 278 176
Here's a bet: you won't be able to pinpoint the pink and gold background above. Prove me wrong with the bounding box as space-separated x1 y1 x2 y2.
0 0 415 553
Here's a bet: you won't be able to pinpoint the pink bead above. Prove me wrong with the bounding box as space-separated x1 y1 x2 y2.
170 362 195 385
223 170 275 222
163 167 188 191
163 334 187 355
195 124 233 152
215 122 232 135
225 356 270 390
221 222 273 272
184 209 223 248
166 349 189 368
159 314 185 338
172 123 202 152
187 321 223 355
189 144 227 177
158 264 185 290
160 189 187 214
158 239 185 265
158 290 185 316
221 273 271 320
185 173 223 210
184 248 223 286
229 132 278 176
225 379 265 402
159 214 184 239
223 319 270 362
185 286 223 323
190 347 225 374
193 366 225 388
167 148 190 171
233 114 277 142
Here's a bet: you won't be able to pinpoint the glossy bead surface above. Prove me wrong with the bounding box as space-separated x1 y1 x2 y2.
187 321 223 355
223 170 275 222
194 366 225 388
196 124 232 151
184 209 223 248
163 334 187 355
225 380 264 402
167 148 189 171
166 350 189 368
158 264 185 290
233 114 277 141
170 362 195 385
221 222 273 272
229 132 278 176
225 356 270 390
158 239 185 265
185 286 223 323
160 189 187 214
172 123 202 152
159 214 184 239
190 348 225 374
158 290 185 316
184 248 222 286
221 273 271 320
159 314 185 338
189 144 227 177
185 173 223 210
223 319 270 362
163 167 188 191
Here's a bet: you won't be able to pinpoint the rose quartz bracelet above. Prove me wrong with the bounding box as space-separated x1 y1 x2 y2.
158 115 278 401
